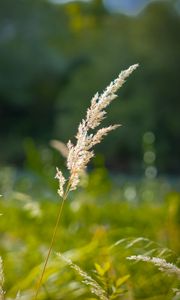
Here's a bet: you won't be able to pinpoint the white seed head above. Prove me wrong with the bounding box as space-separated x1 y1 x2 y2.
86 64 139 130
55 168 66 197
89 125 121 149
56 64 138 193
127 255 180 278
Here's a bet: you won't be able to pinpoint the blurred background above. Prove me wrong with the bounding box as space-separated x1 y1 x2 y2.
1 1 180 298
0 0 180 176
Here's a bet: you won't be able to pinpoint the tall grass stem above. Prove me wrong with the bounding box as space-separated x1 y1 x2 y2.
34 183 71 299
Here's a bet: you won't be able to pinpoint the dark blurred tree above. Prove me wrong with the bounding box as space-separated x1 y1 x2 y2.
128 2 180 173
0 0 88 164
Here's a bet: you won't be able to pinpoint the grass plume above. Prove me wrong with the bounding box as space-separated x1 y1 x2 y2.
127 255 180 278
58 253 109 300
34 64 138 298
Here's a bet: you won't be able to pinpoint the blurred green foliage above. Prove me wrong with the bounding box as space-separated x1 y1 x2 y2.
0 164 180 299
0 0 180 173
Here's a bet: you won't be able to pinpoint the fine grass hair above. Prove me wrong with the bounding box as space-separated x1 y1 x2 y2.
0 257 5 300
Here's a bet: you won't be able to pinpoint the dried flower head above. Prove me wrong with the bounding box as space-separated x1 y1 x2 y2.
55 64 138 195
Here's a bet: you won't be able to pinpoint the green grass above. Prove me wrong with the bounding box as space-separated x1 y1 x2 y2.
0 166 180 299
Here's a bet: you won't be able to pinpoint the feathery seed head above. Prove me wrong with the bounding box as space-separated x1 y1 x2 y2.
89 125 121 149
127 255 180 278
55 168 66 198
56 64 138 195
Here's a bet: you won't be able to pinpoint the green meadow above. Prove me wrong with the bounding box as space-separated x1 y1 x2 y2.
0 161 180 299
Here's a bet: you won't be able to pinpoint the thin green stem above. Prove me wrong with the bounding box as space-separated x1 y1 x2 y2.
34 182 71 299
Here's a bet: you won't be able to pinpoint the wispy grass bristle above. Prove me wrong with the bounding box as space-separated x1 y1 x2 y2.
0 257 5 300
127 255 180 278
57 253 109 300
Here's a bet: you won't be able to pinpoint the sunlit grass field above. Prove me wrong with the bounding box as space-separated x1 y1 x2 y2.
0 163 179 299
